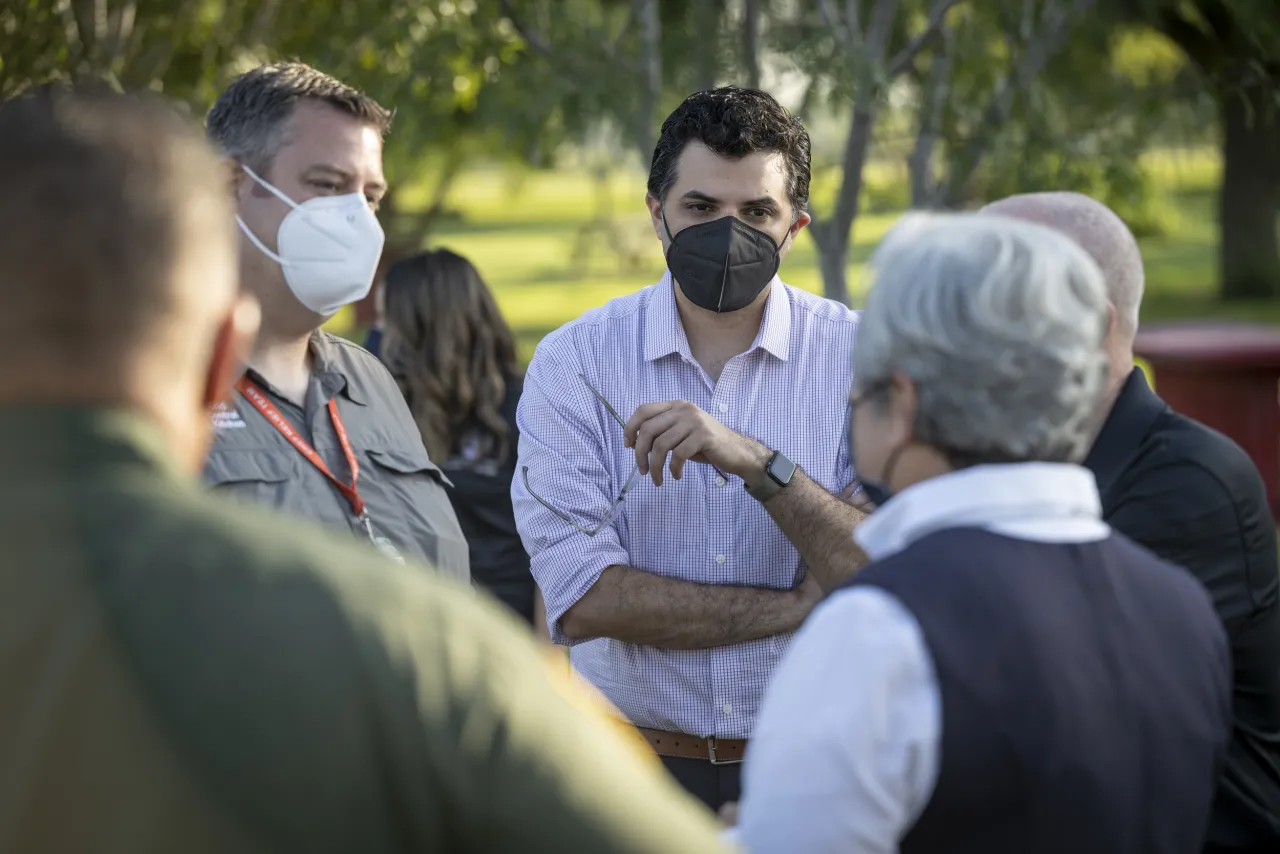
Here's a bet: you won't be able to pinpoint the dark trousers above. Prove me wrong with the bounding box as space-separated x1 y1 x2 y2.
660 755 741 811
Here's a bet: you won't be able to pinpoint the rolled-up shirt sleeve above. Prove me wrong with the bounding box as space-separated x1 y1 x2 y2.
512 344 631 645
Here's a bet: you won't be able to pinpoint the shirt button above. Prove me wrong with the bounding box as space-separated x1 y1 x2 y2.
723 703 733 715
717 402 729 413
715 476 726 487
715 553 726 565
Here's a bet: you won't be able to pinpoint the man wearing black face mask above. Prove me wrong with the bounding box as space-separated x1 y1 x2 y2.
512 88 867 810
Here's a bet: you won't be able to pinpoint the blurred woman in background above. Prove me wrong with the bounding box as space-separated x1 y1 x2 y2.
382 249 537 625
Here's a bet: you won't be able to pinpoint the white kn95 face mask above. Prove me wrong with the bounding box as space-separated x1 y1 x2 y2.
236 165 386 317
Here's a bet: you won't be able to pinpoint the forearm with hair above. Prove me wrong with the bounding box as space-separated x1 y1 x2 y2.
759 469 870 591
560 565 808 649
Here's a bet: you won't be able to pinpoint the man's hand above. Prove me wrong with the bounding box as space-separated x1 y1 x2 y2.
623 401 772 487
718 801 739 827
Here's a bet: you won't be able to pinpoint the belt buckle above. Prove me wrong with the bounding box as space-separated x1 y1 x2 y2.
707 736 742 766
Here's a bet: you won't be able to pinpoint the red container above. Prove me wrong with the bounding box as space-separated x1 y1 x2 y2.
1134 322 1280 520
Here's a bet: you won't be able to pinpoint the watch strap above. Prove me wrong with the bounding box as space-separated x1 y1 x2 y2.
746 450 791 502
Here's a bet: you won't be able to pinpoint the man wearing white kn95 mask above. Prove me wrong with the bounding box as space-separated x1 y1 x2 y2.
203 62 469 581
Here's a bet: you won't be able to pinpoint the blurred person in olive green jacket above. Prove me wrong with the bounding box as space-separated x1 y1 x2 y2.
0 84 733 854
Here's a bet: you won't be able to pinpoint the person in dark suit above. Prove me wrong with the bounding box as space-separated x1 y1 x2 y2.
381 249 537 624
986 191 1280 854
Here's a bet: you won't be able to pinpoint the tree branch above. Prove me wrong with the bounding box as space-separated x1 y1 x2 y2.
845 0 863 43
247 0 283 47
1198 0 1237 43
885 0 961 78
1151 6 1223 72
909 22 954 207
816 0 855 55
864 0 900 65
938 0 1097 206
635 0 662 160
742 0 762 88
500 0 552 56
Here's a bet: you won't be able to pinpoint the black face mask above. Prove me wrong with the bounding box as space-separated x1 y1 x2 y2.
663 211 788 313
848 390 904 509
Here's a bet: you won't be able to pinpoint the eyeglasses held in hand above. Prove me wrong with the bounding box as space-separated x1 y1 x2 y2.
521 374 642 537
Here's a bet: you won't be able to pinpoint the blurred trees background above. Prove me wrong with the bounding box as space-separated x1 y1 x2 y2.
2 0 1277 304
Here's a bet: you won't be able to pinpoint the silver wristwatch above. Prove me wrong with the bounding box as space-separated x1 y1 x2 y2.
746 450 797 503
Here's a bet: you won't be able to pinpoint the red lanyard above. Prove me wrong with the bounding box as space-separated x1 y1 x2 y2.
235 377 366 519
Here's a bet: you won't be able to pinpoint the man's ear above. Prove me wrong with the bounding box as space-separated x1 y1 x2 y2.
645 193 665 241
202 294 261 410
791 209 812 234
224 157 246 203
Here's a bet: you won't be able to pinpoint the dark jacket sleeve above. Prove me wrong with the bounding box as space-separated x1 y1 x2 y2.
1106 460 1256 634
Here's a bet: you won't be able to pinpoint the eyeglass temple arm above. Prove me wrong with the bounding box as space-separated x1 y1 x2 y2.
577 373 731 483
520 466 606 537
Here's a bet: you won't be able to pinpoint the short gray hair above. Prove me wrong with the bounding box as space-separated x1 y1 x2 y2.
205 62 392 173
981 191 1145 335
855 212 1110 466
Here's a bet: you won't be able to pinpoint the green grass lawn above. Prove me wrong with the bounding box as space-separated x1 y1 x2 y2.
327 147 1280 363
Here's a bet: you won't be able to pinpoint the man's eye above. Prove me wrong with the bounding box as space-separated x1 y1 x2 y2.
312 181 339 192
688 203 712 213
747 208 772 218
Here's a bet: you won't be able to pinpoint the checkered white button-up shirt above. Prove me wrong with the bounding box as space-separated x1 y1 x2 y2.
512 273 860 738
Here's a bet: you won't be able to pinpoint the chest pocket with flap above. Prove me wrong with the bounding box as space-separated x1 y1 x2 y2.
361 447 466 567
203 451 300 511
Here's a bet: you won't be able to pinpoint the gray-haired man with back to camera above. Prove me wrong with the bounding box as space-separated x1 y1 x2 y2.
203 62 469 579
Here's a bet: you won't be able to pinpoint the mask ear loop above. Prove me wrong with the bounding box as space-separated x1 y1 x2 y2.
242 165 302 209
879 442 910 491
662 206 732 311
235 165 301 265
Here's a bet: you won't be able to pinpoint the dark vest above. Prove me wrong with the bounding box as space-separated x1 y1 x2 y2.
841 527 1231 854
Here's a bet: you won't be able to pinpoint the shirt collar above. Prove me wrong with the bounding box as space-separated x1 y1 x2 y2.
642 271 792 363
308 332 367 406
243 333 367 408
854 462 1104 561
1082 367 1166 495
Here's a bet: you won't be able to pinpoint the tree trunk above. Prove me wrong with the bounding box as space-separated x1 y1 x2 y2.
693 0 719 91
741 0 762 88
909 29 952 208
1218 83 1280 300
816 101 878 305
817 241 851 306
635 0 663 163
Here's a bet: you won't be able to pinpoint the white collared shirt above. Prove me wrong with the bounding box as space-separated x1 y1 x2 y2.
732 463 1110 854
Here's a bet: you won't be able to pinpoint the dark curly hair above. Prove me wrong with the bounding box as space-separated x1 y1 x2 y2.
382 249 520 465
647 87 811 215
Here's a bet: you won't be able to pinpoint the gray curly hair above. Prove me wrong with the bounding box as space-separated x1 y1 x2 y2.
855 211 1110 467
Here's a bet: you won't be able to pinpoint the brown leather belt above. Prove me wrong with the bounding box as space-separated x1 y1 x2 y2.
635 726 747 765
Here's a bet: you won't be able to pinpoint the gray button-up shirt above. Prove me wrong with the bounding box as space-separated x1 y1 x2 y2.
205 332 469 581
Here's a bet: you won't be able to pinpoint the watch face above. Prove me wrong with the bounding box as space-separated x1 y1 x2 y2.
770 452 797 486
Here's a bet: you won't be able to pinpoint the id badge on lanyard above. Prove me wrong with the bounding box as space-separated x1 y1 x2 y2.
237 377 405 564
360 514 406 564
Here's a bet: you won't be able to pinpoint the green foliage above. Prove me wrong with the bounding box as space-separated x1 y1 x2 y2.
933 2 1205 238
